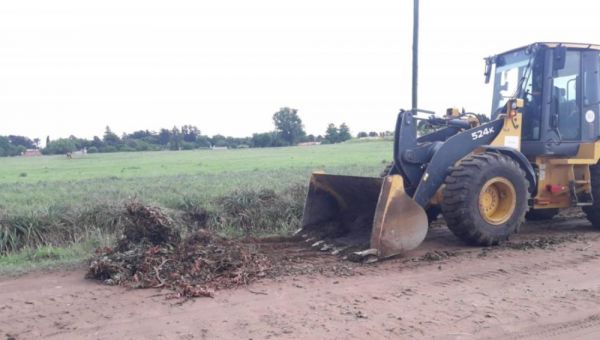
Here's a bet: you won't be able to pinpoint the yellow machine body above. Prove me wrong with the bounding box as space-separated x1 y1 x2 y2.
300 96 600 259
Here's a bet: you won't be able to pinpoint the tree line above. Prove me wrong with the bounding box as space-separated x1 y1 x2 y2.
0 107 386 156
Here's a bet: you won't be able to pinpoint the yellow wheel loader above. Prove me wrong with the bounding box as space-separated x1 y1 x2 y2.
300 39 600 259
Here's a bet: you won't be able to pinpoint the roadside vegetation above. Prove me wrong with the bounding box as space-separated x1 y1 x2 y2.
0 140 392 273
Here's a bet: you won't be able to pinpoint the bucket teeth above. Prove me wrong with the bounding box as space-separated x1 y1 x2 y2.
331 246 349 255
364 256 379 264
345 248 379 262
320 243 332 251
353 248 379 257
311 240 325 248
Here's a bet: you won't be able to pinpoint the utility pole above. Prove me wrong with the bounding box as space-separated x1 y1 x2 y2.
411 0 419 111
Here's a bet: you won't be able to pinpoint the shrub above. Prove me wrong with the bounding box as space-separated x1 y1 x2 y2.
211 184 306 235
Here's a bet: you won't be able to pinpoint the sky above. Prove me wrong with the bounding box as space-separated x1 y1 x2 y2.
1 0 600 141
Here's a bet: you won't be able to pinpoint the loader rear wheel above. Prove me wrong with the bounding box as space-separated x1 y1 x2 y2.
441 152 528 246
583 163 600 228
525 208 559 221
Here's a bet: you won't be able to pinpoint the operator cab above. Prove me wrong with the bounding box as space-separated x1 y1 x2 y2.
486 42 600 157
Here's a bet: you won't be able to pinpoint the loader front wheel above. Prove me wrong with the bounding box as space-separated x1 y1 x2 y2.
442 153 528 246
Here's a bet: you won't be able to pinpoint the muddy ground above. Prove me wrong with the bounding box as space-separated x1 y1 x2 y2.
3 213 600 339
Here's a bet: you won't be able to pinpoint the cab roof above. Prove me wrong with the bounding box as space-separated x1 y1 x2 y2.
499 42 600 56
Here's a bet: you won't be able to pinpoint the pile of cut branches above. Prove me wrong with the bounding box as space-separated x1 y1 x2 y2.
87 202 271 298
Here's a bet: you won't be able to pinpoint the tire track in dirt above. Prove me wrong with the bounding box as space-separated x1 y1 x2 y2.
431 252 600 288
499 313 600 339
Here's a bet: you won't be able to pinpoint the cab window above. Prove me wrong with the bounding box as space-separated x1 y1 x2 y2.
582 51 600 107
552 51 581 140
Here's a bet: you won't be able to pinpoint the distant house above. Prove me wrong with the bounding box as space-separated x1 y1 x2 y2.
211 146 228 150
72 147 88 156
298 142 321 146
21 149 42 157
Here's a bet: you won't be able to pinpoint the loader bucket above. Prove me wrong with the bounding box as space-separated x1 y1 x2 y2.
300 173 428 258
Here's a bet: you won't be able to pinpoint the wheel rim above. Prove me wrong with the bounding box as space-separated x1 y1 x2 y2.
478 177 516 225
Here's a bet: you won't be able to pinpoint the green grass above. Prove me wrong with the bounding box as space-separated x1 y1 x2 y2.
0 141 391 184
0 241 113 276
0 141 391 213
0 140 392 272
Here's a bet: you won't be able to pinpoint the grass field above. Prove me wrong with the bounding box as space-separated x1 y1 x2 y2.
0 140 392 272
0 140 391 211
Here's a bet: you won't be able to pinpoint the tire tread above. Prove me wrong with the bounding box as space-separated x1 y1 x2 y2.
441 152 529 246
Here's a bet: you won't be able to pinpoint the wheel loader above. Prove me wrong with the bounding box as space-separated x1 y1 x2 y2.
300 41 600 259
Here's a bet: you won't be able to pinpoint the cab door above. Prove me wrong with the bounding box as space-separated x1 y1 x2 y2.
542 49 582 156
582 51 600 140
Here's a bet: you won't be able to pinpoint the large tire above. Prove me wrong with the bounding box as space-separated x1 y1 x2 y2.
525 208 559 221
441 152 529 246
583 163 600 227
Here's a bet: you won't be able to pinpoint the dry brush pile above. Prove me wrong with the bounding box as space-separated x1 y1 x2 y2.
87 202 274 297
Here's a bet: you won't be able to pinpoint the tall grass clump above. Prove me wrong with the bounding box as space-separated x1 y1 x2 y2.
0 201 126 254
208 183 307 237
0 184 309 255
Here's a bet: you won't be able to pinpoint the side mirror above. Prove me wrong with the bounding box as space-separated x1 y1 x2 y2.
484 58 493 84
553 46 567 71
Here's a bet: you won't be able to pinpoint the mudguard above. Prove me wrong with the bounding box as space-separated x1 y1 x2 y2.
410 118 505 207
479 146 537 195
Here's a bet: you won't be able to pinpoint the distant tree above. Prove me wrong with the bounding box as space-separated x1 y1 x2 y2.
251 132 275 148
211 134 227 147
324 123 338 144
195 135 211 148
270 135 289 147
43 138 77 154
169 126 182 150
338 123 352 142
225 136 251 149
33 138 41 148
67 135 87 150
306 134 316 142
91 136 105 149
272 107 306 145
45 136 51 147
8 135 35 149
368 131 379 137
103 126 121 146
0 136 24 156
127 130 153 140
181 125 200 143
357 131 368 138
158 129 171 146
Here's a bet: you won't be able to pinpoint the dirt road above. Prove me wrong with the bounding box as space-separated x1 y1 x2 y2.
3 214 600 339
